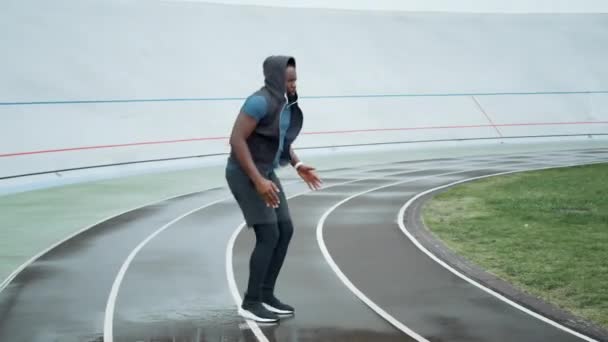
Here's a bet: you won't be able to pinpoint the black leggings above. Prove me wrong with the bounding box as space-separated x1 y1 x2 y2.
244 220 294 303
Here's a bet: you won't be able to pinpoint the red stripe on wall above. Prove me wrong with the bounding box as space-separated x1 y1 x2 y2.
1 121 607 158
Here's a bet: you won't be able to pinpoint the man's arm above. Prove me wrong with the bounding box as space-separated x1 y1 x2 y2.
230 113 264 184
229 112 280 207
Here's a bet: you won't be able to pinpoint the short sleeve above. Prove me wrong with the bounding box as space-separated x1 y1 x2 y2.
241 95 268 122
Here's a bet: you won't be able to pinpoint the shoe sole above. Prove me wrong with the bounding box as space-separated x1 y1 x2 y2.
238 308 279 323
263 303 294 315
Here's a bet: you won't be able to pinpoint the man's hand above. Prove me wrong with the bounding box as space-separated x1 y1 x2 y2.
255 178 281 208
297 164 322 190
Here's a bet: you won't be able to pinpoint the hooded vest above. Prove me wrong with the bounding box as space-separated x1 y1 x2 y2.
230 55 304 171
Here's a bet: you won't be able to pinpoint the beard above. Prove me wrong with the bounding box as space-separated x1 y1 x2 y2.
287 91 298 103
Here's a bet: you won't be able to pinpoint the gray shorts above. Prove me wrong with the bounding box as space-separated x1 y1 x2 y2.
225 164 291 227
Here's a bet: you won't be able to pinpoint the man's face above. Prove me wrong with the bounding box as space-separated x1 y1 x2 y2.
286 66 297 96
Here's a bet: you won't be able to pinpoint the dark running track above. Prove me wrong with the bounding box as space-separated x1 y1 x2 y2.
0 148 607 342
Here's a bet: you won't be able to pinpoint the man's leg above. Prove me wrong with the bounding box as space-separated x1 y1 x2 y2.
244 222 280 303
259 172 295 313
260 220 295 314
262 219 294 298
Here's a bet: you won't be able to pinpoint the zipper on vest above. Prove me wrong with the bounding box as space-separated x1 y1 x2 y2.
275 95 288 163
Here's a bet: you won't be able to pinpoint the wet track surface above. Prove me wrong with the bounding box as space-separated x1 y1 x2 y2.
1 149 607 341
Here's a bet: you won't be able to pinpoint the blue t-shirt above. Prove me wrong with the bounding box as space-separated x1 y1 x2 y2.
230 95 292 169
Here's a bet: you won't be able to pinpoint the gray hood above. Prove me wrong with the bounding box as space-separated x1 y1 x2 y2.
262 55 295 100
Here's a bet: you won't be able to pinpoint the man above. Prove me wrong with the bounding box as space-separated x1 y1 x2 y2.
226 56 322 323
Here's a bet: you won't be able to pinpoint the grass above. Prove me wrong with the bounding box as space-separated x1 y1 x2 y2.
423 163 608 329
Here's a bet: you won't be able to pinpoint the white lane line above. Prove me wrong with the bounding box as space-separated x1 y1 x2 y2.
226 154 569 341
0 188 221 293
226 181 392 341
4 161 428 341
103 178 310 341
226 222 268 341
224 166 462 342
1 153 595 339
227 176 379 341
103 197 230 342
315 168 502 341
0 148 577 293
2 164 371 297
397 162 602 342
104 156 603 342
